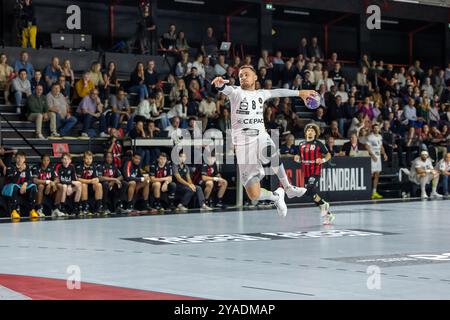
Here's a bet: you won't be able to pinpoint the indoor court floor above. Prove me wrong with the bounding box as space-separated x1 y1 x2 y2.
0 199 449 300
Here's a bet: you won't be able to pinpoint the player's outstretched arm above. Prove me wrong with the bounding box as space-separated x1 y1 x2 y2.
211 77 234 96
266 89 318 106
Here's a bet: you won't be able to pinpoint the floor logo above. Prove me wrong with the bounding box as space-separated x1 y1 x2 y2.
326 252 450 267
123 229 394 245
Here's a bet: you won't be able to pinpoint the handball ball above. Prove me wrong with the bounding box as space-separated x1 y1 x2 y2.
305 92 321 110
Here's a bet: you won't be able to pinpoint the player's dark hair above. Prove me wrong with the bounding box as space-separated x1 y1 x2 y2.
41 154 50 161
159 152 167 159
16 151 26 158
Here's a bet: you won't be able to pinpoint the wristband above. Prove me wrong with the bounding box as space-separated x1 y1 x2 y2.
213 177 219 182
45 180 50 185
141 177 145 182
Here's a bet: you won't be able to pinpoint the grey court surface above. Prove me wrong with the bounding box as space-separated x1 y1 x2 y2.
0 199 449 300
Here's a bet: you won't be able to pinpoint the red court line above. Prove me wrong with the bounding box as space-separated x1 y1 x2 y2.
0 274 201 300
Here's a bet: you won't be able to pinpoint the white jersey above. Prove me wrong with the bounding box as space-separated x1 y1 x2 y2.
219 85 300 145
367 133 383 156
436 159 450 173
410 157 434 180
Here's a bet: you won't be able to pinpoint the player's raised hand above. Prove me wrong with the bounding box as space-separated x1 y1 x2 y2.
211 77 229 88
298 90 318 104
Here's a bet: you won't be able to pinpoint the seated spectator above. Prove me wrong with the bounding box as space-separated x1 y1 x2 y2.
192 54 206 84
407 150 442 199
108 87 131 130
312 107 327 130
301 71 315 90
168 95 189 128
14 51 34 80
315 70 334 91
326 120 344 139
0 53 15 105
105 128 124 169
62 59 75 89
188 79 204 102
217 107 231 134
336 82 349 103
76 89 108 138
2 151 38 219
46 83 77 138
103 61 120 99
360 97 375 122
129 62 149 103
44 57 63 89
381 120 403 167
122 152 151 212
339 131 368 156
437 152 450 197
149 152 176 211
308 36 324 61
214 54 228 77
402 98 419 128
58 75 70 98
258 49 274 72
175 51 192 78
159 24 177 51
330 62 345 84
429 125 447 160
98 152 124 214
169 78 188 106
405 126 423 167
325 135 339 157
193 151 227 208
90 61 105 93
173 150 212 211
26 84 55 139
280 134 298 158
74 72 95 104
201 27 218 58
12 69 32 112
281 60 298 88
165 116 183 142
53 153 82 217
184 67 203 91
145 60 159 97
175 31 190 53
32 154 57 217
198 94 219 130
128 119 152 170
31 69 46 94
76 151 104 216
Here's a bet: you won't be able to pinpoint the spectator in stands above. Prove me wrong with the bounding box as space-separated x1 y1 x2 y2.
32 154 57 217
52 153 82 217
90 61 105 89
168 95 189 128
336 83 349 103
312 107 327 131
184 67 203 92
308 36 324 61
326 95 345 135
280 134 297 158
356 66 369 98
301 71 315 90
175 31 190 53
408 150 442 199
402 98 419 128
129 62 148 102
201 27 218 59
315 70 334 92
326 52 339 71
381 120 403 167
76 88 109 138
360 97 375 122
20 0 37 49
128 118 152 171
103 61 120 99
217 107 231 134
44 57 62 89
145 59 159 97
30 69 46 95
192 54 206 84
58 75 70 98
313 62 323 84
109 87 131 129
98 152 124 214
214 54 228 77
46 83 76 138
325 135 339 157
173 150 212 211
2 151 38 219
429 126 447 160
326 120 344 139
405 126 423 167
62 59 75 89
166 116 183 142
360 54 371 70
330 63 345 86
169 78 188 106
149 152 176 211
196 151 227 208
339 131 368 156
198 93 219 130
258 50 273 71
74 72 95 104
188 79 204 102
437 152 450 197
122 152 151 212
175 51 192 78
12 69 32 112
434 69 446 97
348 112 367 138
14 51 34 80
0 53 14 105
159 24 177 51
26 84 54 139
421 77 434 98
138 4 156 55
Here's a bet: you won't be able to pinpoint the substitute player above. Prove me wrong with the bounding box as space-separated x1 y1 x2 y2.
367 123 388 200
32 154 57 217
149 152 176 211
294 123 335 225
54 153 82 217
211 66 313 216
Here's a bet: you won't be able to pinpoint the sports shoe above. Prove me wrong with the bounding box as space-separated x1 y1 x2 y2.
215 199 226 209
319 201 330 217
421 192 429 200
430 192 443 199
200 203 213 211
11 210 21 220
51 208 64 217
100 132 110 138
36 208 46 217
79 133 89 139
36 134 46 140
323 212 336 225
176 204 188 212
371 192 383 200
285 185 307 199
29 209 39 219
273 187 287 217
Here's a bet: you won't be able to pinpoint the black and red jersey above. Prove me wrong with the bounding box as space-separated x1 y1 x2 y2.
123 160 143 182
149 161 172 179
97 163 122 179
193 163 218 184
111 140 123 168
32 165 55 181
6 165 33 185
54 163 77 184
76 163 98 180
298 139 329 177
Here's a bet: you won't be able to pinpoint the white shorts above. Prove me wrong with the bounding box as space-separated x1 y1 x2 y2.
235 132 277 188
371 152 382 173
409 173 434 185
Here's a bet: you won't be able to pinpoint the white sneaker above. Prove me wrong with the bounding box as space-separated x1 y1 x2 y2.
273 187 287 217
285 185 307 199
100 132 110 138
430 192 443 199
51 208 64 217
37 208 46 217
177 204 188 211
36 134 46 140
200 204 213 211
421 192 429 200
319 201 330 217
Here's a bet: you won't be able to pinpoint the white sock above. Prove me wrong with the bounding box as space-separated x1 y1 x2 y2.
372 188 376 194
273 164 291 189
420 178 427 194
258 188 279 202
